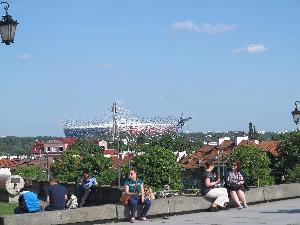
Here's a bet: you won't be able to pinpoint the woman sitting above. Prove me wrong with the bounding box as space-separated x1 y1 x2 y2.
124 167 151 223
201 160 229 212
225 160 248 209
143 184 155 201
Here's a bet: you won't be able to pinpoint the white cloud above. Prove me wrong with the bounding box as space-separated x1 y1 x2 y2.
17 53 31 60
169 20 237 34
246 44 267 54
233 44 267 54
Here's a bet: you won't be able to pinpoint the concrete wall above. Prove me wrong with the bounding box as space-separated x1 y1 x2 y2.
0 181 122 204
1 183 300 225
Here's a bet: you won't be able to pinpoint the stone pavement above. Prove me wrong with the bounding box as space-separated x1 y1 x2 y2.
104 198 300 225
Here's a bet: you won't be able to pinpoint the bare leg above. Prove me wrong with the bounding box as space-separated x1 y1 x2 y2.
229 191 242 207
237 190 247 205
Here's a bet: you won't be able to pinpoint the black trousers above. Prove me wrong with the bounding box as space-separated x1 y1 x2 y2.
78 185 90 207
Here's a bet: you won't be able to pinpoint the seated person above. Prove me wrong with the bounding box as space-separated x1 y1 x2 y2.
124 167 151 223
15 178 41 214
65 191 78 209
225 160 248 209
45 176 68 211
143 185 155 200
77 170 98 207
201 161 229 212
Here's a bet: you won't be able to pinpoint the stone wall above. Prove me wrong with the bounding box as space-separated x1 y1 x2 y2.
0 180 121 204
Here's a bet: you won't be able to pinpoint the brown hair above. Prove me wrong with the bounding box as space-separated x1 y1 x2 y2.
129 167 138 180
204 160 214 169
24 178 33 187
49 176 58 183
231 160 241 171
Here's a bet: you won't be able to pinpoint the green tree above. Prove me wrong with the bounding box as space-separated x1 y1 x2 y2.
147 134 203 154
229 145 274 186
248 122 259 140
151 135 175 151
14 165 47 180
136 135 146 145
51 140 117 184
108 139 127 152
277 131 300 176
0 136 57 156
130 145 182 191
286 164 300 183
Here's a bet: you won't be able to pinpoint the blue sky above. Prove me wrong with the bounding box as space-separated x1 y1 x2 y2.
0 0 300 136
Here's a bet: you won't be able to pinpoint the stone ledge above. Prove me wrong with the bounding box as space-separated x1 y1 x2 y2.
1 183 300 225
0 205 117 225
116 198 169 220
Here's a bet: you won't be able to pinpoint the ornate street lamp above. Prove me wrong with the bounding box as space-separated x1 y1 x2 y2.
291 101 300 127
0 2 18 45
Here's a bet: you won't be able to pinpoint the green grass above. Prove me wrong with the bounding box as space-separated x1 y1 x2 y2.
0 202 18 216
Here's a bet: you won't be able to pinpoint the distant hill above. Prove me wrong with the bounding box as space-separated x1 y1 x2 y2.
0 136 58 156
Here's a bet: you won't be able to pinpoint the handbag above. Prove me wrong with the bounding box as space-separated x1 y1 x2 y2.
120 193 130 205
120 181 137 205
228 183 241 190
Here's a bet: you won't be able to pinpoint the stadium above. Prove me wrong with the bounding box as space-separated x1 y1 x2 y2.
62 105 190 139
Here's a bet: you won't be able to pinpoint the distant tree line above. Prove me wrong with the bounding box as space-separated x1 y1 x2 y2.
0 136 57 156
0 131 282 157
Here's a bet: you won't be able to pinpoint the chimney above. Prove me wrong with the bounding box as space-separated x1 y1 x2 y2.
235 136 249 145
218 137 230 145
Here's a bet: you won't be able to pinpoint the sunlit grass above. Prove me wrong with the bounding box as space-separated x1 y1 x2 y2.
0 202 18 215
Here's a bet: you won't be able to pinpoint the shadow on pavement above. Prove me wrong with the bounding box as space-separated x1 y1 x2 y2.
261 209 300 214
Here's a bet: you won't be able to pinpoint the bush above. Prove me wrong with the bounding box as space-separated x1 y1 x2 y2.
229 145 274 186
14 165 47 180
130 145 182 191
277 131 300 176
51 140 117 184
287 164 300 183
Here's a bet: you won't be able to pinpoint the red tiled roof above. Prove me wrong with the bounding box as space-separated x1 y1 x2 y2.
238 140 257 147
103 149 119 155
57 137 77 144
111 154 134 169
32 141 45 154
179 145 216 169
238 140 279 156
0 158 48 171
179 141 235 169
259 141 279 156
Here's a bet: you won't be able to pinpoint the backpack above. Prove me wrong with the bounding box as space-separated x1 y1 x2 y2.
22 191 41 213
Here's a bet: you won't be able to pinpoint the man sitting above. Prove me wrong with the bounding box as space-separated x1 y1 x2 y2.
77 170 98 207
15 178 41 214
45 176 67 211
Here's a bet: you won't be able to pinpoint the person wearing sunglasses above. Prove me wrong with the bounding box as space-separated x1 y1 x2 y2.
225 160 248 209
201 160 229 212
143 185 155 201
124 167 151 223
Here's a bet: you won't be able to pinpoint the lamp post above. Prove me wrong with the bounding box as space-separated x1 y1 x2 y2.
39 147 42 181
291 101 300 130
0 1 18 45
112 102 121 189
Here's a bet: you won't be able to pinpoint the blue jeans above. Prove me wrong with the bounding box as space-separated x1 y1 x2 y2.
128 195 151 218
